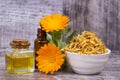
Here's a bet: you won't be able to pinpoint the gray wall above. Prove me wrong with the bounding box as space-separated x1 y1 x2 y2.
0 0 120 51
63 0 120 51
0 0 63 48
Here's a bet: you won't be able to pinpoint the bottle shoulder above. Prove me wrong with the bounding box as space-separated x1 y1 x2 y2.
34 39 48 43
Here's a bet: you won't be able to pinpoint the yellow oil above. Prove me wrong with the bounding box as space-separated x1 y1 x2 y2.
5 53 34 74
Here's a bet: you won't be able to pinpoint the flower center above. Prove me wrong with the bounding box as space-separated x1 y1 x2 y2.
49 57 56 63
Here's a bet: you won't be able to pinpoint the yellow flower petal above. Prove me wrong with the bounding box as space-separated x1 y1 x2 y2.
39 14 69 32
36 43 65 74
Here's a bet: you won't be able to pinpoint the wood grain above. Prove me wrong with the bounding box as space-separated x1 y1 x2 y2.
63 0 120 51
0 51 120 80
0 0 63 48
0 0 120 51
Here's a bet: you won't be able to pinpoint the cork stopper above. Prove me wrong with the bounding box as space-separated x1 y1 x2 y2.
10 39 30 49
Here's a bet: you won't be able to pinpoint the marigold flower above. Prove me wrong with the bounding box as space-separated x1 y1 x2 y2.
36 43 65 74
40 14 69 32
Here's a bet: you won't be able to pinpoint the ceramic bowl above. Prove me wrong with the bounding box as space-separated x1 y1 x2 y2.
65 49 111 74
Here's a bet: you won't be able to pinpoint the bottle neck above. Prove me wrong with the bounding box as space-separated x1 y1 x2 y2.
12 48 29 52
37 28 47 40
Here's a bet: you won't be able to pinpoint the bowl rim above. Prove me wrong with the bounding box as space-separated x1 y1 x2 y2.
65 49 111 56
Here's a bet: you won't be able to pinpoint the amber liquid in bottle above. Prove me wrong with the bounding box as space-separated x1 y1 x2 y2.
5 39 35 74
6 52 34 74
34 28 48 68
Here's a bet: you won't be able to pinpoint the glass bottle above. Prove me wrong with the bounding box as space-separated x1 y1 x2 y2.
34 28 48 68
5 39 35 74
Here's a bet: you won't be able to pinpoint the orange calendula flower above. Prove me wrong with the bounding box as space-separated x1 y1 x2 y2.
36 43 65 74
40 14 69 32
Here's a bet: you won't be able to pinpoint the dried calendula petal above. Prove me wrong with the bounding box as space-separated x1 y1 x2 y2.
64 31 107 54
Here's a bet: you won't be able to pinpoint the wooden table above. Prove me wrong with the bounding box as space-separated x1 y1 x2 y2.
0 50 120 80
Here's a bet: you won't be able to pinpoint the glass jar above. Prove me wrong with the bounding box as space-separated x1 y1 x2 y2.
5 39 35 74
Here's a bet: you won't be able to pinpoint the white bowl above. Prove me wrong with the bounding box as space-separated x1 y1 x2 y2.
65 49 111 74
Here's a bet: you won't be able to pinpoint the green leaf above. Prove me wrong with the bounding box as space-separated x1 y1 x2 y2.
61 28 71 34
52 31 62 40
47 37 53 44
60 57 67 70
51 31 62 46
66 31 77 43
57 40 67 49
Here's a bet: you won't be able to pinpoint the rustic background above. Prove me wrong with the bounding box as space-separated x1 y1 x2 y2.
0 0 120 51
0 0 63 48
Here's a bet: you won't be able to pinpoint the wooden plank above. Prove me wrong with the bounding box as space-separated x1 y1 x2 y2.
0 0 63 48
0 0 120 52
0 51 120 80
63 0 120 51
